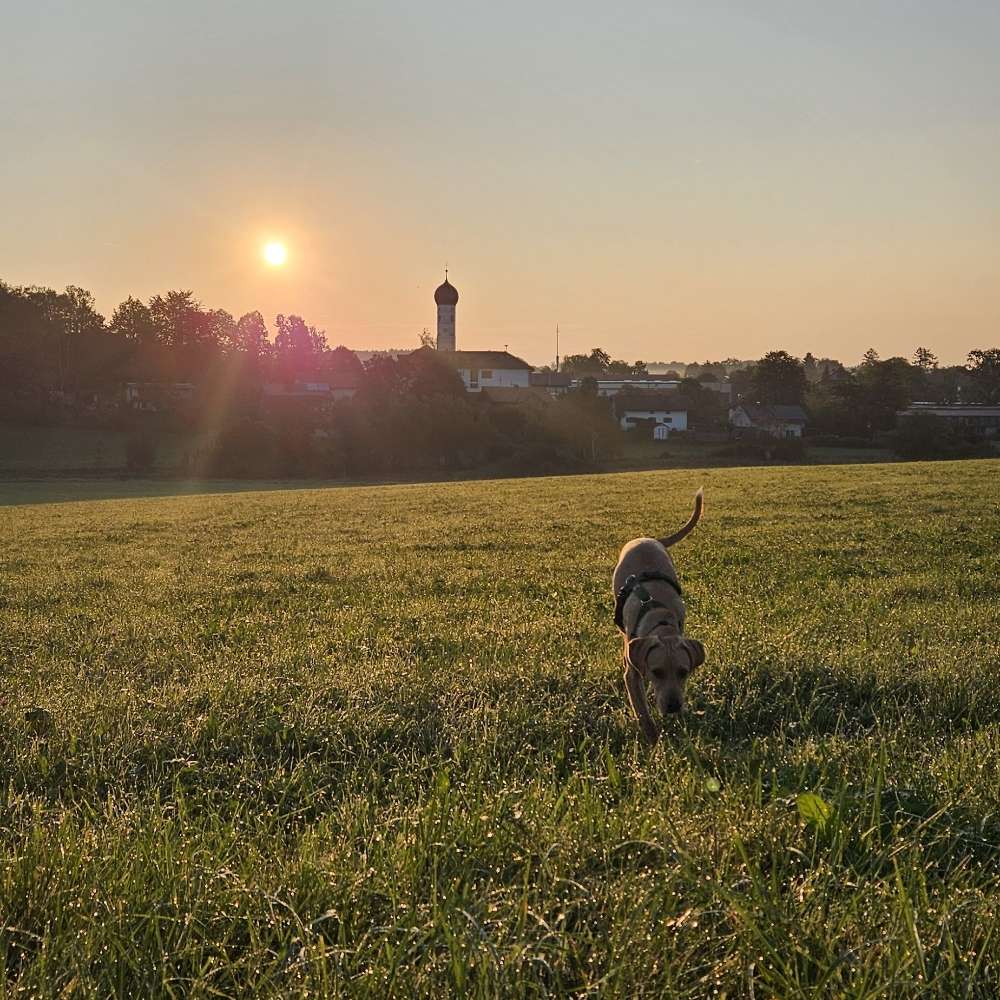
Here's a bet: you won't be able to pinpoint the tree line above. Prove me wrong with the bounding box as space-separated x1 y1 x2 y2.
742 348 1000 434
0 281 621 476
0 282 361 420
2 279 997 474
555 342 1000 441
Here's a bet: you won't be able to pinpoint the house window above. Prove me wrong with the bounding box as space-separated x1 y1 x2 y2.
469 368 479 387
481 369 493 379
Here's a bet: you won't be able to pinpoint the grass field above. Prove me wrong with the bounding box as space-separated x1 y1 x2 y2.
2 460 1000 997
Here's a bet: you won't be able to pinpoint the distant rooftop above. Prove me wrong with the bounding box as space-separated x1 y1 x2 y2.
530 371 573 387
614 391 686 412
901 403 1000 415
413 347 532 370
734 403 808 424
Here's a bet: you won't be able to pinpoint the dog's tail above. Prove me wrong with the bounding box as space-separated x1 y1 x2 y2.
658 487 704 548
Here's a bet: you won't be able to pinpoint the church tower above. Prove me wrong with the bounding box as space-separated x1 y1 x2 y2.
434 271 459 351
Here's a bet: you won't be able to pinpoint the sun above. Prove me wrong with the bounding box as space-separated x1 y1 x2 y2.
262 241 288 266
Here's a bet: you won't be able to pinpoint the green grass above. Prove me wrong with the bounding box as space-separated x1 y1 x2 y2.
2 460 999 998
0 477 343 509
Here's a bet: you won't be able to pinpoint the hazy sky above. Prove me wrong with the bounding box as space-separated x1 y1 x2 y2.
2 1 998 366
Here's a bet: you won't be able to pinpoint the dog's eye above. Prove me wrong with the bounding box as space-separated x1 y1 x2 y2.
678 666 690 679
650 667 666 680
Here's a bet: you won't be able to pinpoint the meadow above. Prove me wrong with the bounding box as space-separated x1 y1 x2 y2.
2 460 1000 998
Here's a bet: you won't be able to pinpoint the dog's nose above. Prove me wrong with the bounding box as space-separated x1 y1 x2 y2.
663 700 682 715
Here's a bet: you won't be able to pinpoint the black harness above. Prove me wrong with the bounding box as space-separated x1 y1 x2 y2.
614 572 683 635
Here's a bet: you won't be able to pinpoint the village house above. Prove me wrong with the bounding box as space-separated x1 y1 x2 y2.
729 403 808 439
439 349 533 391
614 391 688 437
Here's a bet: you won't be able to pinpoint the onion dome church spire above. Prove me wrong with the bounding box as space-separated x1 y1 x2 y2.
434 269 458 350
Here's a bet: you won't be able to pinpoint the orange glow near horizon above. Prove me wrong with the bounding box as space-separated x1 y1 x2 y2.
3 4 998 366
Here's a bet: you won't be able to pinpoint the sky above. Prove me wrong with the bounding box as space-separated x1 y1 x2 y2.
2 1 998 367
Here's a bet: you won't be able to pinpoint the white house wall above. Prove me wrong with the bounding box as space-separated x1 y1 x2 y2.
460 369 532 392
619 410 688 432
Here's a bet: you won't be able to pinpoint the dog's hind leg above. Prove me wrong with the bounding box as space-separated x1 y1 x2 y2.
624 660 659 745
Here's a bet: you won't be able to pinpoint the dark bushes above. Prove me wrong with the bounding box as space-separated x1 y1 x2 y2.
197 387 623 480
890 414 994 460
808 434 882 449
125 431 157 472
712 437 805 463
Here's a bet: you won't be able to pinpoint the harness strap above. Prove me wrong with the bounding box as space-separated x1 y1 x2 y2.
614 571 683 634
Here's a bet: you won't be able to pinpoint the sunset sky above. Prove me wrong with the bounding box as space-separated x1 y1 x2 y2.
2 1 998 366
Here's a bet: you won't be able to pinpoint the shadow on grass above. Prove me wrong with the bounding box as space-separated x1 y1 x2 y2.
6 658 999 837
691 659 1000 743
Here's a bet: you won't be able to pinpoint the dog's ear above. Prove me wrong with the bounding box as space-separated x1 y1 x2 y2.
626 634 660 672
682 638 705 669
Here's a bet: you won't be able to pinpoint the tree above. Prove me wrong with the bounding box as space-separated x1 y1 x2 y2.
273 314 327 381
966 349 1000 404
891 413 991 460
861 348 880 367
926 364 972 404
206 309 238 355
805 378 869 438
230 311 271 360
398 349 466 397
674 378 726 429
3 284 112 400
913 347 938 372
324 345 364 380
693 361 727 381
561 348 610 377
856 356 925 432
149 291 202 349
110 297 156 343
749 351 807 406
146 290 224 380
817 358 848 382
0 282 57 415
560 347 645 378
55 286 105 338
418 328 435 348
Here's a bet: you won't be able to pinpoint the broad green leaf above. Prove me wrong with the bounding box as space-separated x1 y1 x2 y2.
797 792 833 831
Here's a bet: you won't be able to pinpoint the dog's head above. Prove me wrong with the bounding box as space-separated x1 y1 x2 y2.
627 634 705 714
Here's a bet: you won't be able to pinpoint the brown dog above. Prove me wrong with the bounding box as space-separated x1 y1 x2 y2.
612 488 705 743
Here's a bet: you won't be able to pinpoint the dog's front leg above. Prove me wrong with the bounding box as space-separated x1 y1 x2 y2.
624 663 658 745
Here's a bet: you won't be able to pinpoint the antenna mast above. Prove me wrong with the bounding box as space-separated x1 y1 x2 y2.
555 324 560 371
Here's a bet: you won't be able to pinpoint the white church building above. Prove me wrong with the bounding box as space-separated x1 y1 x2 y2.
424 274 533 392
